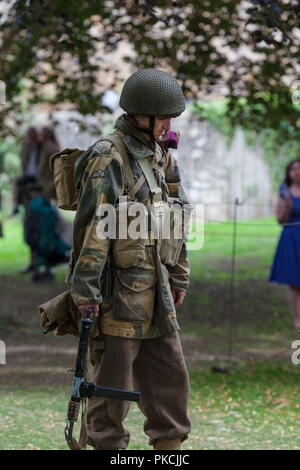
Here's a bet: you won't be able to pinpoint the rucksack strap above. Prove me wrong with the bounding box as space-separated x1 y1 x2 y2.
137 156 163 207
127 173 145 199
99 134 134 195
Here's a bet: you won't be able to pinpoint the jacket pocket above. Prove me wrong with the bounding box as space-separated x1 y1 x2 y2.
112 267 156 323
112 238 146 269
112 200 148 268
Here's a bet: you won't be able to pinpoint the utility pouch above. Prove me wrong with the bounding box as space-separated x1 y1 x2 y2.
158 198 193 267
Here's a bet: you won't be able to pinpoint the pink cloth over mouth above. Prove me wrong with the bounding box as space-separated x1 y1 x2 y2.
161 130 179 151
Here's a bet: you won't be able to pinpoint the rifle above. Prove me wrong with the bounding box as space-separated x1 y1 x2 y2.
65 307 140 449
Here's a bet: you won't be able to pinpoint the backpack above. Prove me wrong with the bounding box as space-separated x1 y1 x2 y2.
49 148 85 211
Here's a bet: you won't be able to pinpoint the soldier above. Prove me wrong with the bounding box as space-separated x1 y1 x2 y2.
70 69 192 450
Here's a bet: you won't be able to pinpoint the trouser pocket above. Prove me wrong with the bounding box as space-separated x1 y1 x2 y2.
89 333 105 367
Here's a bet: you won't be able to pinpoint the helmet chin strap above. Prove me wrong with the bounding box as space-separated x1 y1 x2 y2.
129 114 156 142
141 117 156 142
148 116 156 142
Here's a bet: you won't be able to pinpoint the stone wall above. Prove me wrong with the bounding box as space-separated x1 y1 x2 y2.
49 108 277 222
171 110 276 221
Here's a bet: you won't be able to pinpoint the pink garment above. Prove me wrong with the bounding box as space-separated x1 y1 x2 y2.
161 130 179 151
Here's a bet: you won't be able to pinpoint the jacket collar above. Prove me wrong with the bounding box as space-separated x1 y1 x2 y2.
114 114 155 160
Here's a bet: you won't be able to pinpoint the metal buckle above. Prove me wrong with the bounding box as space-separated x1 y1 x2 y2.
153 200 164 208
151 188 163 207
151 188 162 196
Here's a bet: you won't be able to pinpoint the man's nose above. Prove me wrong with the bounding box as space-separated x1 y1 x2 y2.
164 119 171 130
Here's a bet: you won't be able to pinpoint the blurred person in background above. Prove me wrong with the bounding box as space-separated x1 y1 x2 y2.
11 126 43 273
38 126 59 202
269 160 300 329
12 125 71 281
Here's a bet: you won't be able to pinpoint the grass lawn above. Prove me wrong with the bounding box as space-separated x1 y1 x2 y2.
1 362 300 450
1 216 300 450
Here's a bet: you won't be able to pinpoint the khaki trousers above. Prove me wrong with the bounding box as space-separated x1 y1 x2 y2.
87 330 191 450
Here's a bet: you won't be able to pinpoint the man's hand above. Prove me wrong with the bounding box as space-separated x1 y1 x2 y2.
171 289 186 307
78 304 99 319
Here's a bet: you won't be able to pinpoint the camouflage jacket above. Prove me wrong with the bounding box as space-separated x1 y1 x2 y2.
69 114 191 339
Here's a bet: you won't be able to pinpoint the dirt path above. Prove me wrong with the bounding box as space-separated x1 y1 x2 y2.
0 273 295 387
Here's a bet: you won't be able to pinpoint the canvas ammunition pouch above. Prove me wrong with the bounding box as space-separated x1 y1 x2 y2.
157 198 193 267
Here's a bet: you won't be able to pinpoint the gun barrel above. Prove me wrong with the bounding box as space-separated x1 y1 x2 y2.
80 381 140 402
93 385 140 402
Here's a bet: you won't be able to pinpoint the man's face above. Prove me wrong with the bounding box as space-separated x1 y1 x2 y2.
153 116 172 142
134 115 172 142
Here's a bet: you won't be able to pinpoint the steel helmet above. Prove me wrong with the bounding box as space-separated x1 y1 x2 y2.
119 69 186 117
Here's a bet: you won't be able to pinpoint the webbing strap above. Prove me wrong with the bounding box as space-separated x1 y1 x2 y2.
65 399 88 451
128 173 146 199
128 160 164 199
137 156 164 245
100 134 134 194
152 161 165 178
137 157 163 207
